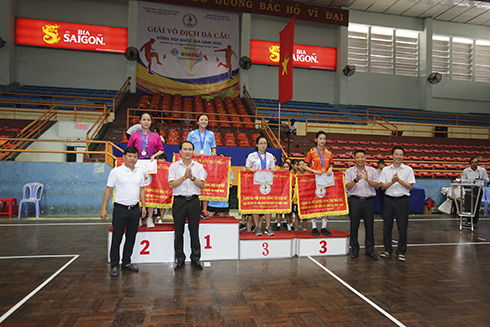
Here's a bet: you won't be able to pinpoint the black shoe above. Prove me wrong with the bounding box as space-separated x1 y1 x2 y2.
275 225 281 231
321 228 332 236
191 261 204 269
174 261 185 270
311 228 320 236
350 252 359 258
110 266 119 277
366 252 378 260
121 263 139 272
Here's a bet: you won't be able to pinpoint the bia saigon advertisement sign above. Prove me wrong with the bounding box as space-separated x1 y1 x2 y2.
15 17 128 53
250 39 337 71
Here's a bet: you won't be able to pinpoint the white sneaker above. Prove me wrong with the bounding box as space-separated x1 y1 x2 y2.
147 218 155 228
138 218 143 228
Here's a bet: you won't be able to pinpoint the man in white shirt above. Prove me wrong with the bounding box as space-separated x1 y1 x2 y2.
461 158 489 227
379 146 415 262
168 141 207 270
101 146 146 277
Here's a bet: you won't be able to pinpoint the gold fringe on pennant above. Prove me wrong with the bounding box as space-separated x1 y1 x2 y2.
199 196 228 202
143 202 172 209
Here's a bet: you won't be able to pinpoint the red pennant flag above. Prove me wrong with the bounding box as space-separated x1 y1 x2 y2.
279 16 295 103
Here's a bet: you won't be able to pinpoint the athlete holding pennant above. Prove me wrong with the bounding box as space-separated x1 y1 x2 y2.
304 131 334 236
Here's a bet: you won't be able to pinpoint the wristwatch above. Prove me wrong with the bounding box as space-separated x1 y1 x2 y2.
353 179 359 183
191 176 196 181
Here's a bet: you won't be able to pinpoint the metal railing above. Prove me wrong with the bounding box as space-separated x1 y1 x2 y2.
0 137 123 166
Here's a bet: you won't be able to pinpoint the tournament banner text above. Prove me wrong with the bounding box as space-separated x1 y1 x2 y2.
296 172 348 219
239 170 292 214
173 154 231 201
153 0 348 26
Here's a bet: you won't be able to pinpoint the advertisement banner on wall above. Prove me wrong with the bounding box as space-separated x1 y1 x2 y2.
137 1 240 97
250 40 337 71
15 17 128 53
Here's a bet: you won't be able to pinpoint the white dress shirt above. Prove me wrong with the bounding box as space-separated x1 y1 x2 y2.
380 163 416 197
168 160 207 196
107 164 145 206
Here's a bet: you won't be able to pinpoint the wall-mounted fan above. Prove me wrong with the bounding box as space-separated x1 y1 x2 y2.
124 47 139 61
428 72 442 84
239 56 252 70
342 64 356 77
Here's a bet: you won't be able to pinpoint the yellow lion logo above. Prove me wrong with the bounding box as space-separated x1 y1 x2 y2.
42 24 60 44
269 45 280 63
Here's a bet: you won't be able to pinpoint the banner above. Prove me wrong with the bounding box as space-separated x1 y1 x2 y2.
238 170 292 214
296 172 348 219
250 40 337 70
15 17 127 53
152 0 349 26
173 154 230 201
279 16 295 104
116 158 173 209
137 2 239 97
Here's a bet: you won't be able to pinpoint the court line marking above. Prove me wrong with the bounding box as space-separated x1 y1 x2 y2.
0 254 79 324
308 255 406 327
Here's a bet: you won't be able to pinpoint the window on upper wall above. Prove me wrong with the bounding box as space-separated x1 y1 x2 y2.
370 27 393 75
432 36 450 79
347 24 368 72
452 37 472 81
475 40 490 83
348 24 419 76
395 30 419 77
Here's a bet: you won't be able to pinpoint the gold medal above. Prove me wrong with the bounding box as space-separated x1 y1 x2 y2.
321 167 326 172
200 149 204 154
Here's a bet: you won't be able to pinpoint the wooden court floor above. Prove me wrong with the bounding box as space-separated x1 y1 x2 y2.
0 214 489 327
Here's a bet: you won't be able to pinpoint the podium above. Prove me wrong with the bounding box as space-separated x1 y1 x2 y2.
452 180 483 231
108 217 239 263
108 217 350 263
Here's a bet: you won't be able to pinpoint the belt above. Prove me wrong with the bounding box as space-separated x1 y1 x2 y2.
114 202 139 210
385 195 408 200
350 195 374 201
175 195 198 201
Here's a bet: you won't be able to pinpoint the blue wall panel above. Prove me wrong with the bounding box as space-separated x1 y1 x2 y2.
0 162 111 215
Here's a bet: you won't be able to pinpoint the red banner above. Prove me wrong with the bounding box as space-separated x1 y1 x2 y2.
279 17 295 104
250 40 337 70
115 159 173 209
239 170 292 214
15 17 128 53
296 172 348 219
173 154 230 201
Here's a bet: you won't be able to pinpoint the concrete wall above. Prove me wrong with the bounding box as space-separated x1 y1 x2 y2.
0 161 111 215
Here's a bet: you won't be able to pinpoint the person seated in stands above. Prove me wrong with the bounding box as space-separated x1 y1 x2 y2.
207 154 233 217
377 159 386 209
377 159 386 174
447 178 464 216
152 127 165 145
288 119 297 135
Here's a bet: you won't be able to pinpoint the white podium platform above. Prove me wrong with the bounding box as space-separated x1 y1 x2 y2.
108 217 350 263
239 230 350 260
108 217 239 264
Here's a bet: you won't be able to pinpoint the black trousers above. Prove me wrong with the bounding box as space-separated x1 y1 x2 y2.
173 195 201 263
349 196 375 254
110 204 140 268
383 195 409 255
464 188 483 225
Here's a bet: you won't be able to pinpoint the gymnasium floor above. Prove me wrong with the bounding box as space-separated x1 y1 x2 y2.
0 212 489 327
